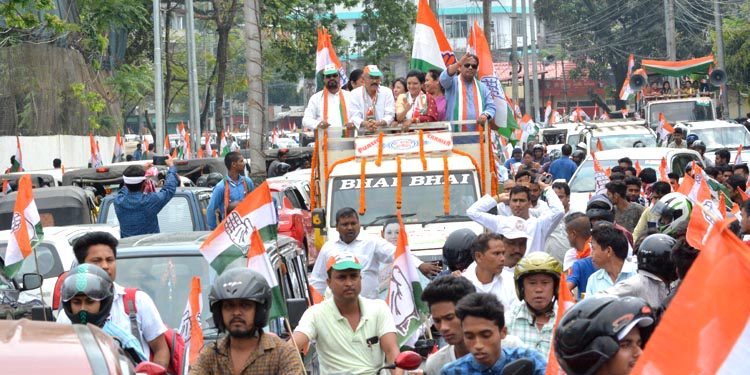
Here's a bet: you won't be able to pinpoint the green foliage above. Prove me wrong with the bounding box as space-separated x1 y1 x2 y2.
721 15 750 103
108 63 154 116
356 0 416 67
0 0 67 44
71 82 108 130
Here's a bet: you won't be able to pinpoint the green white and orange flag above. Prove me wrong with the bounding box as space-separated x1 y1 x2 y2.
178 276 203 370
591 151 610 195
410 0 455 72
247 226 287 320
387 211 428 346
678 164 721 249
4 174 44 277
200 181 278 274
641 55 714 77
219 131 230 157
315 28 347 90
113 131 124 163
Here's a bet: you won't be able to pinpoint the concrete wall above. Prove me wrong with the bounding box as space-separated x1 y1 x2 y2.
1 135 116 171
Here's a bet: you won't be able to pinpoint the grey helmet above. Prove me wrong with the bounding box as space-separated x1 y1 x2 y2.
61 264 114 327
209 268 272 334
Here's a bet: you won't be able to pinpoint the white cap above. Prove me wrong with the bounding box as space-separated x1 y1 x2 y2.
616 316 654 341
501 217 530 240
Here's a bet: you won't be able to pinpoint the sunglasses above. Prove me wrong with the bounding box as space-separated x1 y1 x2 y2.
324 74 339 79
464 63 478 69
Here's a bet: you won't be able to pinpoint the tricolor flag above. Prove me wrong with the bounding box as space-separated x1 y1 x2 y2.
219 131 230 157
178 277 203 368
2 179 9 195
203 132 212 158
163 134 171 155
593 103 599 119
619 54 636 101
632 219 750 375
142 136 150 156
641 54 715 77
635 160 642 176
677 165 721 249
200 181 278 274
387 211 428 346
184 132 192 160
571 106 588 122
315 28 347 90
544 101 554 125
247 226 287 320
596 138 604 152
657 113 675 142
735 145 743 165
545 272 576 375
113 131 124 163
3 175 44 277
659 157 668 182
89 133 103 168
591 151 610 195
467 22 517 137
11 136 23 172
410 0 455 72
519 114 535 145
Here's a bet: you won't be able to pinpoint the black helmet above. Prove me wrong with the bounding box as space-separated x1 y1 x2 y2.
555 296 655 375
637 233 677 282
206 172 224 187
275 162 291 176
61 264 114 327
196 174 209 187
209 268 272 334
586 195 615 223
442 229 476 271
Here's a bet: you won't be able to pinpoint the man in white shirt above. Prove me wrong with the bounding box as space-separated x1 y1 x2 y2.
467 182 565 253
302 63 356 138
461 233 517 310
350 65 395 132
309 207 437 299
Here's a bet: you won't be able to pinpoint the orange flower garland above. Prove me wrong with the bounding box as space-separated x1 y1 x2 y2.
487 126 498 196
359 158 367 215
419 129 427 171
376 132 384 167
478 124 486 194
323 131 330 201
452 148 484 195
443 155 450 215
396 155 403 210
309 138 319 209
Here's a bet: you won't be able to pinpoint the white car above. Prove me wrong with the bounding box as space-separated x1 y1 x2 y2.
273 137 299 149
0 224 120 308
568 147 703 212
569 121 657 153
681 121 750 163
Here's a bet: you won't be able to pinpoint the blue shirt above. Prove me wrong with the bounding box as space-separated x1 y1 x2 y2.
103 321 147 362
440 346 547 375
206 175 256 229
549 155 578 182
439 70 497 130
504 157 522 169
567 257 597 300
114 166 178 238
585 261 638 296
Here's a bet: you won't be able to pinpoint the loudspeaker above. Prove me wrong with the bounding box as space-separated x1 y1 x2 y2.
710 69 727 87
629 74 647 92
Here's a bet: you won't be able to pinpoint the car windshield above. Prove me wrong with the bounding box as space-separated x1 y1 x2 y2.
0 243 63 283
570 158 665 193
591 133 657 150
330 171 478 225
567 134 579 147
105 196 195 232
649 100 715 123
689 126 750 151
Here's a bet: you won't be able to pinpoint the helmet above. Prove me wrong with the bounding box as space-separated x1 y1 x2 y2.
586 195 615 223
61 264 114 327
196 174 209 187
206 172 224 187
638 234 677 282
275 162 291 176
442 229 476 272
691 140 706 152
513 252 563 300
554 296 655 375
649 192 692 236
686 133 699 145
209 268 272 334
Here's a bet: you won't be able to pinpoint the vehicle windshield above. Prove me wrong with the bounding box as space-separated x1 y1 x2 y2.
569 157 697 193
591 133 657 150
689 126 750 152
649 100 715 123
330 171 478 225
0 243 63 283
567 134 580 147
105 196 196 232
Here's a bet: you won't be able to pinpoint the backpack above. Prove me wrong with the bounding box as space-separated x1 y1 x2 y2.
123 288 186 375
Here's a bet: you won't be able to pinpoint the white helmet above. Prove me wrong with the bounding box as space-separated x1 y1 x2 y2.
648 192 692 236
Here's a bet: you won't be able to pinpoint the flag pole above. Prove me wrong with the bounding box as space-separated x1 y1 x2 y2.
30 242 50 321
283 318 307 369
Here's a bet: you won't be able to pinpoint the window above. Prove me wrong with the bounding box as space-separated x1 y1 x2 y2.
444 15 468 39
105 196 195 232
354 22 376 42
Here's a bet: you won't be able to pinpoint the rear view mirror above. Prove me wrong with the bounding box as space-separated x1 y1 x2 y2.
311 208 326 229
394 351 422 370
21 273 43 290
286 298 308 331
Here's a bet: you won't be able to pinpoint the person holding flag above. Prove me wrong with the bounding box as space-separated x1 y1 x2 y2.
439 53 496 131
5 136 24 173
302 63 356 138
190 268 304 374
205 152 255 230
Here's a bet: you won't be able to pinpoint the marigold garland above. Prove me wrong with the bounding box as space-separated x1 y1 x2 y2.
478 124 486 194
419 129 427 171
376 132 384 167
443 155 450 215
396 156 403 210
309 138 319 209
359 158 367 215
487 126 498 196
452 148 484 195
323 131 330 201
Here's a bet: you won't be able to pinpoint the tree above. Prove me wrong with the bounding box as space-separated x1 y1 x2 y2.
356 0 416 68
720 13 750 107
208 0 242 132
244 0 265 175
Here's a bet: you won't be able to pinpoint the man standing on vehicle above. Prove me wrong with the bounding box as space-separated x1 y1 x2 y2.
309 207 441 299
58 232 170 369
190 268 305 374
292 251 403 374
266 148 290 178
667 127 687 148
115 157 178 238
206 151 255 229
350 65 395 133
302 63 356 138
440 53 496 131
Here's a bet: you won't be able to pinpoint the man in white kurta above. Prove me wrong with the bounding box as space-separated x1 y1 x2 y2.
349 65 395 132
302 63 357 138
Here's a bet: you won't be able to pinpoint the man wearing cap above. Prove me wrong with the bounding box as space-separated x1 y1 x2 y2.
439 53 496 131
115 156 178 238
302 63 356 138
292 251 403 375
350 65 395 133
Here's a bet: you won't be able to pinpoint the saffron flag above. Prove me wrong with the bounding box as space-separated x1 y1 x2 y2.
635 160 642 176
387 211 428 346
142 136 150 156
545 272 576 375
544 101 554 125
247 227 288 320
3 175 44 277
203 132 212 159
657 113 675 141
163 134 171 155
200 181 277 274
113 131 124 163
178 277 203 368
410 0 455 72
659 157 668 182
89 133 103 168
315 28 347 90
735 145 743 165
596 138 604 152
632 219 750 375
591 151 610 195
467 22 517 136
2 179 9 195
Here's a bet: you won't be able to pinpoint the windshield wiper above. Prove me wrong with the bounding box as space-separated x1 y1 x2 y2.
422 214 470 227
362 213 416 229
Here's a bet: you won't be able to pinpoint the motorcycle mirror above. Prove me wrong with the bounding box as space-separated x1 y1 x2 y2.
502 358 535 375
134 361 167 375
394 350 422 370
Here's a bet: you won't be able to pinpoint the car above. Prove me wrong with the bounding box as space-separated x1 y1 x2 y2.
172 158 228 184
267 180 316 266
568 147 703 212
680 121 750 163
62 161 168 191
1 170 63 188
0 186 98 229
0 224 120 308
97 187 212 233
0 319 136 374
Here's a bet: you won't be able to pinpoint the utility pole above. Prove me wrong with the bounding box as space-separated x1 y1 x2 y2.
511 0 519 105
713 0 729 115
664 0 677 89
528 0 540 122
520 0 531 115
152 0 164 150
483 0 491 46
185 0 201 152
429 0 438 17
244 0 266 175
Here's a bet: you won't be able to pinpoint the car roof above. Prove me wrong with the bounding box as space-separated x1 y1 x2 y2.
99 187 211 202
589 124 652 134
0 224 119 245
587 147 700 161
0 186 92 213
681 120 743 129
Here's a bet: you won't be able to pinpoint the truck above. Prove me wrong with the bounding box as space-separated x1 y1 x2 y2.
309 122 496 261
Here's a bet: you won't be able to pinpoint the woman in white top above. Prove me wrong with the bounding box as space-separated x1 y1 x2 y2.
395 70 439 131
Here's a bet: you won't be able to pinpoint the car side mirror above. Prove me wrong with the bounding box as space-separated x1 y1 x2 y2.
21 273 43 291
286 298 308 331
312 208 326 229
282 196 293 209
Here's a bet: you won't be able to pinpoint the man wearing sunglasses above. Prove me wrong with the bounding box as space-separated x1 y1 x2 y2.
302 63 357 138
439 53 496 131
350 64 395 133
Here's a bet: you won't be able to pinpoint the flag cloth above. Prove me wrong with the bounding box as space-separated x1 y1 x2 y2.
679 166 721 249
200 181 278 274
635 160 642 176
632 219 750 375
519 114 535 145
641 55 715 77
619 54 636 101
220 132 230 157
596 138 604 152
591 151 610 195
142 137 150 156
178 276 203 368
544 101 554 125
89 133 103 168
735 145 743 165
203 132 212 158
3 175 44 277
387 211 428 346
247 227 288 320
163 134 171 155
657 113 675 141
2 179 9 195
410 0 455 72
546 272 576 375
659 157 668 182
315 28 347 90
113 131 124 163
467 21 517 136
13 135 23 171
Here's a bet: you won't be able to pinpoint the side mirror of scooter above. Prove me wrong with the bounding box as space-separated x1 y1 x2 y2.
378 350 423 372
134 361 167 375
502 358 535 375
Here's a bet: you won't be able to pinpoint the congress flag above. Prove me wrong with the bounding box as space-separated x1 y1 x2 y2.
4 175 44 277
178 276 203 368
657 113 675 141
410 0 455 72
89 133 103 168
591 151 610 195
315 28 347 90
247 227 288 320
619 54 636 100
113 131 124 163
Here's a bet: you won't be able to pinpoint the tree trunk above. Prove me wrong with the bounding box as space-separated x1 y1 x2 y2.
214 24 230 132
483 0 491 47
244 0 265 176
163 2 173 122
200 64 217 131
